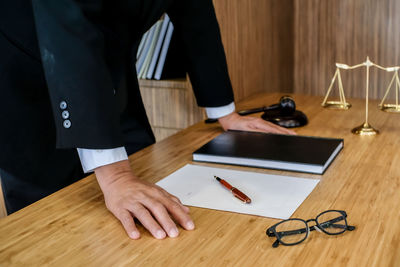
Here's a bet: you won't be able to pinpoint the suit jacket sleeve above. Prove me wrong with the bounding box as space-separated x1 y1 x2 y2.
167 0 235 107
31 0 123 149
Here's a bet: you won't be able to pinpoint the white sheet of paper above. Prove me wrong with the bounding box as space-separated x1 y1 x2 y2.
157 164 319 219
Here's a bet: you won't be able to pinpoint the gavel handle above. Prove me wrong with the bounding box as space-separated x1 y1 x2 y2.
237 106 266 116
205 105 273 124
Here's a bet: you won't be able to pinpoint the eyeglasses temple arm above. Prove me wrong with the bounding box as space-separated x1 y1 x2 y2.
319 216 356 231
272 239 280 248
346 225 356 231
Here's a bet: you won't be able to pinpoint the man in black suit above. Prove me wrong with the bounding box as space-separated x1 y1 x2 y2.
0 0 293 239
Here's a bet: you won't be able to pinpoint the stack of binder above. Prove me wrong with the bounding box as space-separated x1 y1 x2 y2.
136 14 179 80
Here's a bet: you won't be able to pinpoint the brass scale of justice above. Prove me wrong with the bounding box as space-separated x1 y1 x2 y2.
322 56 400 135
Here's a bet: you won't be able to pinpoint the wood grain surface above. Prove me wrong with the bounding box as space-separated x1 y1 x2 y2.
294 0 400 100
1 93 400 266
139 78 206 142
0 178 6 218
213 0 294 101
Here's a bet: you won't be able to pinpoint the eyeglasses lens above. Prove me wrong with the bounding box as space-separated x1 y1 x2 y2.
275 219 307 245
317 211 347 234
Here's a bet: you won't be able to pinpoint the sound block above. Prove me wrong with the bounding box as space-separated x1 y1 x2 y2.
261 110 308 128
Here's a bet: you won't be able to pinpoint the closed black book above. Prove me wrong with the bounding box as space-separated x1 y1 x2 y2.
193 130 343 174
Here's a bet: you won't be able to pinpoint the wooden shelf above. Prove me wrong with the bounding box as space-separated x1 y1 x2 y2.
138 78 188 90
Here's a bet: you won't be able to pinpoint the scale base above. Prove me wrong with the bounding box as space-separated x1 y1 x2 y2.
351 122 379 136
322 101 352 110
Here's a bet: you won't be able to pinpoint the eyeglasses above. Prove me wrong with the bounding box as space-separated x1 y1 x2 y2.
266 210 356 248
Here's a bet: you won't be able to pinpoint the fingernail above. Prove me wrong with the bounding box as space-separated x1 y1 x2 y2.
156 230 166 239
169 228 179 238
186 221 195 230
130 231 140 239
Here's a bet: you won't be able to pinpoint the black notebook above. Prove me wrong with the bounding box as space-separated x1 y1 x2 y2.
193 130 343 174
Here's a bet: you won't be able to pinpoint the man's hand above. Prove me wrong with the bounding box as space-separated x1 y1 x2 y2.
95 160 194 240
218 112 296 135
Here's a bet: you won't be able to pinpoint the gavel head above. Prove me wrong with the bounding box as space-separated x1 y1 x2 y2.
279 95 296 115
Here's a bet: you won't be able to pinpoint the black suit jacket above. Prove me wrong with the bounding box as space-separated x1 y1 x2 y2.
0 0 234 187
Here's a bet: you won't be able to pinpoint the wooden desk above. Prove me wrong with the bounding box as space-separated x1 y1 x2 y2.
1 93 400 266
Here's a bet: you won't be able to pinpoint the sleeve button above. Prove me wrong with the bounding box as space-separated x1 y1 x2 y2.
61 110 70 119
60 101 67 109
63 120 71 129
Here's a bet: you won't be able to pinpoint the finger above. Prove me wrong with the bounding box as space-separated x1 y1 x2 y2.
142 200 181 238
156 185 181 204
261 121 292 134
164 191 190 213
129 203 167 239
272 125 296 135
162 198 195 231
276 124 296 135
156 185 191 214
251 120 282 134
265 120 297 135
255 120 295 135
117 210 141 239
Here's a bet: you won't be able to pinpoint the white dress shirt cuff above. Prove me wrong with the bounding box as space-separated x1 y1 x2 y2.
77 147 128 173
205 102 235 119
